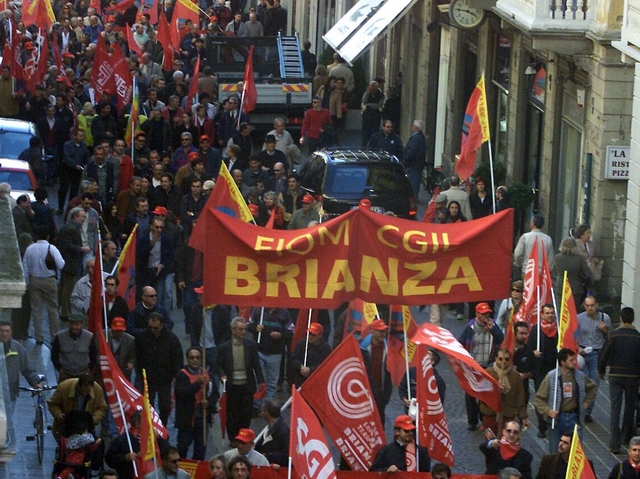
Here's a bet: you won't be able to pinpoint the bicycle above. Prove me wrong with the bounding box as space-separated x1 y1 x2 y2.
20 375 56 464
421 164 444 196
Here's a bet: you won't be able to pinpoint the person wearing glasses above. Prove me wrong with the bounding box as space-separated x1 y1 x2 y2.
135 313 183 426
496 280 524 333
300 95 332 154
479 348 529 434
480 420 533 479
127 286 173 337
136 217 176 309
175 347 215 460
144 446 190 479
458 302 504 431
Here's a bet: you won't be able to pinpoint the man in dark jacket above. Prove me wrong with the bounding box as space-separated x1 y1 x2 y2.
370 415 430 472
135 312 183 426
136 217 175 299
367 120 404 161
216 317 265 439
254 398 289 466
175 347 215 460
151 173 183 217
479 420 533 479
58 129 89 213
598 307 640 453
403 120 427 197
360 319 392 425
127 286 173 337
91 102 118 147
84 145 115 203
536 432 594 479
289 323 331 387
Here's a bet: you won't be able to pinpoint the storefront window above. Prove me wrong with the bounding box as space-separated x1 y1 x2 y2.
555 120 582 242
492 33 510 166
494 35 511 91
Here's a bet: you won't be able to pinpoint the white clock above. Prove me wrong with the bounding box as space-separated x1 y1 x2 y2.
449 0 486 29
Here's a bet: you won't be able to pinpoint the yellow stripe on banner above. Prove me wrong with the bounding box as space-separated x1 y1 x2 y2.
221 84 239 92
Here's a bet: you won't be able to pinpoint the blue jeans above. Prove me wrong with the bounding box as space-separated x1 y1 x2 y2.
580 351 600 415
182 280 202 336
259 352 282 401
609 376 639 451
549 411 580 453
156 272 174 314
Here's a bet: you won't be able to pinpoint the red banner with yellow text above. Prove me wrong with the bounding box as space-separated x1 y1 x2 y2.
178 460 495 479
198 208 513 309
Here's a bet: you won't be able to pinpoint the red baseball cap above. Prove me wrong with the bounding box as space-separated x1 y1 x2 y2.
134 131 145 139
370 319 388 331
188 151 200 161
111 317 126 331
194 286 204 294
475 302 492 314
199 134 210 142
302 194 314 204
152 206 168 216
307 323 324 336
394 415 416 430
63 52 75 59
235 428 255 443
24 42 35 50
248 204 259 216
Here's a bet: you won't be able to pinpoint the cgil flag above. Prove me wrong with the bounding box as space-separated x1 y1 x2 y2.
170 0 199 50
186 55 201 111
558 271 580 353
415 344 454 466
343 299 378 340
125 78 140 146
289 388 338 479
565 425 596 479
22 0 55 28
456 75 490 180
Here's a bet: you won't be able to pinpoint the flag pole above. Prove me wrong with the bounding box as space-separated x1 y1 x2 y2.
287 456 292 479
202 319 207 447
257 307 265 343
487 139 496 214
115 389 138 478
302 309 313 368
536 284 541 351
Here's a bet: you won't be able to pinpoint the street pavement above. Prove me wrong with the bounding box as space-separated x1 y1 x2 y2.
0 304 629 479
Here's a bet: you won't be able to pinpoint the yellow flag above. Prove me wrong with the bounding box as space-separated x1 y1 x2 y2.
565 425 596 479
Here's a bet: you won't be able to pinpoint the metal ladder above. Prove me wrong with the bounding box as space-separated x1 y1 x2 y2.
278 33 304 79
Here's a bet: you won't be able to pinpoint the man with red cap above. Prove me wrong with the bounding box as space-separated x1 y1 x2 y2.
458 302 504 431
360 318 392 424
108 317 136 381
289 323 331 387
175 151 201 189
370 415 430 472
224 428 270 466
287 194 319 230
198 134 222 179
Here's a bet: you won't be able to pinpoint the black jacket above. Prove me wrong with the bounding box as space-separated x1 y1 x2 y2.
367 131 404 161
480 441 533 479
174 366 216 429
56 221 83 277
216 338 264 394
370 441 430 472
135 327 183 385
254 416 289 466
290 338 331 387
599 324 640 378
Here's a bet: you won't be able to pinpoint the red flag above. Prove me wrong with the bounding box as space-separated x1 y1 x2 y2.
87 244 104 334
415 344 454 466
457 76 490 180
566 425 597 479
90 0 102 15
300 335 384 471
170 0 199 50
290 309 317 351
96 326 169 439
186 55 200 111
9 23 23 81
22 0 55 28
242 45 257 114
421 187 440 223
113 0 136 14
411 322 502 413
117 225 137 309
219 390 227 439
290 388 338 479
91 35 133 111
137 0 158 26
502 312 515 356
558 271 579 353
157 10 174 70
343 299 378 340
127 25 144 57
24 31 48 93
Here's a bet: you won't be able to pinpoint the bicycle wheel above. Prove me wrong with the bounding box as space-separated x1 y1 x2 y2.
35 407 44 464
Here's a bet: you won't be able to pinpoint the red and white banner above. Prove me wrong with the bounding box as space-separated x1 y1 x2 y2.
90 35 133 111
197 207 514 309
415 345 454 466
515 237 554 326
96 327 168 439
300 335 384 471
290 388 337 479
411 322 501 413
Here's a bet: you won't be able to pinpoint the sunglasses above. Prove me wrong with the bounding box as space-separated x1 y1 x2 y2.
512 288 523 292
505 429 520 434
144 294 157 298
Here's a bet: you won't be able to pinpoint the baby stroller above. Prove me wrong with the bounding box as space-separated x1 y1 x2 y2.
52 411 101 479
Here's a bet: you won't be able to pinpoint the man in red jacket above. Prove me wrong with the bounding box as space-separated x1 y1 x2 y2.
300 96 332 154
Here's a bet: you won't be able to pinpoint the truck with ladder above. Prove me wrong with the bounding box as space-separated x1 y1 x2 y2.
206 33 312 134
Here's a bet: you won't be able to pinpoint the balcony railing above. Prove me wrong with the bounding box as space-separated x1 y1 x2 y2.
549 0 588 20
495 0 594 31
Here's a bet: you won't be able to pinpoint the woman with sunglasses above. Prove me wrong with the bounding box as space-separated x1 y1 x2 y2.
496 280 524 333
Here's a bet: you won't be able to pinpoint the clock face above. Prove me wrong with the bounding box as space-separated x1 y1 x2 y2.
450 0 485 29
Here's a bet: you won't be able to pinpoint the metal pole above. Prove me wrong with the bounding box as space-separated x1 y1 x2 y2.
536 285 541 351
257 307 265 343
98 230 109 335
487 139 497 214
115 390 138 478
302 309 312 367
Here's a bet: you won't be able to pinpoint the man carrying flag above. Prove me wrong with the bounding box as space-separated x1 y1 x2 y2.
370 415 430 472
533 348 596 453
535 429 594 479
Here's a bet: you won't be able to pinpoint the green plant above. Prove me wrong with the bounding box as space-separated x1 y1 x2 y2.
472 160 507 186
508 181 536 210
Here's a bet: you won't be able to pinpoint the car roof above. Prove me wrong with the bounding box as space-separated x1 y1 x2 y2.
0 159 31 171
0 118 38 135
315 148 399 164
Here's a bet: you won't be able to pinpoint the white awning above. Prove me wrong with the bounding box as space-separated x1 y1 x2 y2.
323 0 420 65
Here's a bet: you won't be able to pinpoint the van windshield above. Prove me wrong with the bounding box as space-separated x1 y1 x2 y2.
324 163 407 199
0 131 33 159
